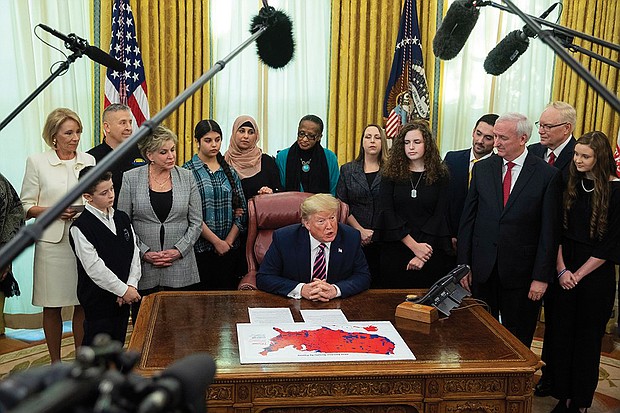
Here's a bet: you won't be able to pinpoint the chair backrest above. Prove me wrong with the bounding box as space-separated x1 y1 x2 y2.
245 191 349 276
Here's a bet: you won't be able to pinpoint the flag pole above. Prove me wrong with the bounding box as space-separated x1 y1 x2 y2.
0 25 268 270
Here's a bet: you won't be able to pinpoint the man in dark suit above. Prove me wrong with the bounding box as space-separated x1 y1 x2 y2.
457 112 562 348
444 113 499 246
528 101 577 396
88 104 146 208
257 194 371 301
528 101 577 183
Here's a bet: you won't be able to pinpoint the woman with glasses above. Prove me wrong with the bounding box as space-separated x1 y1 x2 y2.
377 119 454 288
275 114 339 196
224 115 280 199
544 132 620 413
336 124 388 284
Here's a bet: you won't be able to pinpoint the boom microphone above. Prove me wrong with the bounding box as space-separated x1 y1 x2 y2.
250 3 295 69
433 0 481 60
137 353 216 413
38 24 126 72
483 30 530 75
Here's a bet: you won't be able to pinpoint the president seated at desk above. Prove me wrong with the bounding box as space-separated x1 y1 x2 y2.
256 193 370 301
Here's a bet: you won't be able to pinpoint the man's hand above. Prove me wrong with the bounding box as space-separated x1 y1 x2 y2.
528 280 548 301
460 270 472 292
301 279 338 302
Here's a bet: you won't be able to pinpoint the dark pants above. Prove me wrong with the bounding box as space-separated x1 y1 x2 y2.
546 264 615 408
473 267 541 348
83 306 130 347
195 248 244 291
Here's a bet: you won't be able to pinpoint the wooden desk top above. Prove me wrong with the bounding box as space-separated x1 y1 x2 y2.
128 290 541 380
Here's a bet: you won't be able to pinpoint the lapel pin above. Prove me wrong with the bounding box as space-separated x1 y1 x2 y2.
338 248 343 253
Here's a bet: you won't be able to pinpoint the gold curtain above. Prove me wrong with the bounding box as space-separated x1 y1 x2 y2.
328 0 438 164
99 1 211 164
551 0 619 144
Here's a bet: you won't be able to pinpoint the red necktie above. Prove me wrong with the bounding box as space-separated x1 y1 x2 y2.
548 152 556 166
503 161 515 207
312 243 327 280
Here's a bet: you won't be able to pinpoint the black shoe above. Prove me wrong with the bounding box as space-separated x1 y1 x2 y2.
535 377 552 397
550 399 568 413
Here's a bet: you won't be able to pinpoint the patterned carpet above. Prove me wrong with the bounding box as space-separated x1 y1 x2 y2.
0 334 618 412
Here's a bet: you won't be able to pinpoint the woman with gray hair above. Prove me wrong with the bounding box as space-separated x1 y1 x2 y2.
117 125 202 313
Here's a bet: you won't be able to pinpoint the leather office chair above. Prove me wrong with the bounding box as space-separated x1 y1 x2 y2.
237 192 349 290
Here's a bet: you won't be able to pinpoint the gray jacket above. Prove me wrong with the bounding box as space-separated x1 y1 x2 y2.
118 165 201 289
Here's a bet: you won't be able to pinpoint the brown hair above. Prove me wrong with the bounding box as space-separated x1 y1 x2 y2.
382 119 447 184
355 124 389 167
564 131 616 239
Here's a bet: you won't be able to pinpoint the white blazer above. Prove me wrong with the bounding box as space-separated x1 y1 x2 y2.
20 149 95 243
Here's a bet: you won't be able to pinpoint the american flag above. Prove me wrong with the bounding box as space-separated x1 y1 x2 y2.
615 128 620 178
382 0 430 138
104 0 149 128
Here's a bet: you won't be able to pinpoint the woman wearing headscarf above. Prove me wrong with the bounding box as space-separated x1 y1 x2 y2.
224 115 281 199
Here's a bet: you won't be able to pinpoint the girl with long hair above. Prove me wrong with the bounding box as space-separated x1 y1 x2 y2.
377 119 454 288
546 131 620 413
183 120 247 290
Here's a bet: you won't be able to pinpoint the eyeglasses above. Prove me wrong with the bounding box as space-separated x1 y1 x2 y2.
297 130 319 141
535 121 568 131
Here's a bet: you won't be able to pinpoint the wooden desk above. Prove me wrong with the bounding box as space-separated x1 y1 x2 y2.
129 290 541 413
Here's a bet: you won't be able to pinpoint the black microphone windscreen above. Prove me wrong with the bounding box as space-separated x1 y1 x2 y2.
161 353 216 413
85 45 126 72
483 30 530 76
250 8 295 69
433 0 480 60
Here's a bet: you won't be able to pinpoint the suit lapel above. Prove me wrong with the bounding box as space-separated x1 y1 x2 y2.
351 162 371 194
554 137 576 171
327 227 344 280
297 226 312 281
490 156 504 212
503 153 536 214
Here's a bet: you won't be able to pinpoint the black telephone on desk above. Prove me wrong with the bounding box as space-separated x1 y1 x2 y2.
408 264 471 316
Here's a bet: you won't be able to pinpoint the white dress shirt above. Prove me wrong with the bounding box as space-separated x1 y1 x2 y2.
70 203 142 297
287 234 342 299
545 134 573 163
502 148 529 194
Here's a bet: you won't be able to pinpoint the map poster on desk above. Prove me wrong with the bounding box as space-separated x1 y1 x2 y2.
237 321 415 364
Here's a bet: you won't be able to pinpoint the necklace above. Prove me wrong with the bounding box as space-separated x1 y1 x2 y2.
301 158 311 173
581 179 594 193
150 168 171 189
409 172 424 198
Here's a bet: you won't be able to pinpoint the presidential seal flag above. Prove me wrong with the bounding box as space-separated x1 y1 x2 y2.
383 0 430 138
104 0 150 129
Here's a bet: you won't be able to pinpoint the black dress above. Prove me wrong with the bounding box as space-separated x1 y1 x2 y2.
377 172 455 288
547 180 620 408
240 154 281 200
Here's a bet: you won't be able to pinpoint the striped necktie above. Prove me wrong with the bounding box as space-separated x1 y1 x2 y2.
312 243 327 280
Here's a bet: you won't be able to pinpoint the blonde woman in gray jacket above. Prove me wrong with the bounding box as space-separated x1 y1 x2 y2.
118 126 202 315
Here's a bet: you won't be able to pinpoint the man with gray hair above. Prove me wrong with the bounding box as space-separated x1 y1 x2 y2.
529 101 577 183
257 194 370 301
457 112 562 347
88 104 146 208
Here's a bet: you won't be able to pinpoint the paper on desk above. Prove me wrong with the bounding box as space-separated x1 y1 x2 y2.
300 309 348 324
249 307 295 324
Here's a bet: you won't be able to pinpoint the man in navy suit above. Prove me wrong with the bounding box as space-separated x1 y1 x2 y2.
257 194 371 301
457 112 562 348
444 113 499 246
528 101 577 183
528 101 577 396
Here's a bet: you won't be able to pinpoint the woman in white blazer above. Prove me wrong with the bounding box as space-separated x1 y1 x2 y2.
117 125 201 315
20 108 95 362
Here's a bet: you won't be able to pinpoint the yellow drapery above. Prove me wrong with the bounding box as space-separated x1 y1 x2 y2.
328 0 438 164
99 1 211 164
551 0 619 144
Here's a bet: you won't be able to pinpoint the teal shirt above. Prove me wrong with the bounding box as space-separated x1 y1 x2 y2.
275 147 339 196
